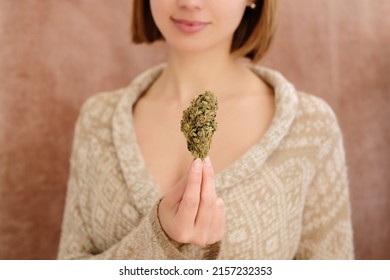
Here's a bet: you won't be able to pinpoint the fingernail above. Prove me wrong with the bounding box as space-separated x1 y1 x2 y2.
204 156 211 167
193 158 202 172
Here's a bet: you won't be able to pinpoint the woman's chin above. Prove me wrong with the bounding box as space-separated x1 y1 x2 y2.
168 43 206 53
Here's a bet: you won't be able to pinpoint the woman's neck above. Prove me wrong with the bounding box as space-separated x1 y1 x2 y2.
152 48 250 106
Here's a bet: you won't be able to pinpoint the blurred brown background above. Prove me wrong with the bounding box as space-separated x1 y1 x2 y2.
0 0 389 259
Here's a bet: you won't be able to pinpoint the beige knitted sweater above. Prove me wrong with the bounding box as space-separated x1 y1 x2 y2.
57 65 354 260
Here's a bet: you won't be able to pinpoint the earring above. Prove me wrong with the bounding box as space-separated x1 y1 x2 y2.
249 2 256 9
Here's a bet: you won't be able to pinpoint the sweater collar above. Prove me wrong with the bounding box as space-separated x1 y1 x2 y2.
112 64 298 213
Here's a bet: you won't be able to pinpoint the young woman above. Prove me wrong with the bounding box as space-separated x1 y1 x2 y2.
57 0 354 259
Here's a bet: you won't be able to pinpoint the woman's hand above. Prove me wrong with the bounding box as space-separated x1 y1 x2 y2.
158 157 225 246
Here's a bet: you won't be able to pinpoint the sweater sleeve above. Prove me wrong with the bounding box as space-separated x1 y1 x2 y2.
57 183 220 260
294 127 354 260
57 99 221 260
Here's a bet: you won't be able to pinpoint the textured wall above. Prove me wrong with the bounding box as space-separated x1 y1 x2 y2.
0 0 389 259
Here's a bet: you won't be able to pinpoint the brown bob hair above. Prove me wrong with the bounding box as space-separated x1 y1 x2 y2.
131 0 279 62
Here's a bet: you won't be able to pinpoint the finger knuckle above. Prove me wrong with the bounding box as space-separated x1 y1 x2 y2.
193 235 208 247
172 230 191 244
201 195 216 209
207 236 220 245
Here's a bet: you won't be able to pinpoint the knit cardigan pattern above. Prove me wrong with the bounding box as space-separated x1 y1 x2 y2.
57 65 354 259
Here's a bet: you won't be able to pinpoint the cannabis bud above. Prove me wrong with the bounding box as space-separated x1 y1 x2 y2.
180 91 218 160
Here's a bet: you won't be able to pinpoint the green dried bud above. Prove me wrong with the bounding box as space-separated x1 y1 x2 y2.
180 91 218 160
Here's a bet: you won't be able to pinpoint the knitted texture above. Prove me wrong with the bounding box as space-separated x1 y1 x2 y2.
57 65 354 259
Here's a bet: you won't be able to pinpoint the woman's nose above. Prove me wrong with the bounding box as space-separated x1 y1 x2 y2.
177 0 204 10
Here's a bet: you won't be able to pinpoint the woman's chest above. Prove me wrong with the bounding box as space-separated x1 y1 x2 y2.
133 95 275 193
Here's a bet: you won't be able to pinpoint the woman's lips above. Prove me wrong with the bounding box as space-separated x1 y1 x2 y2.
171 18 209 33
